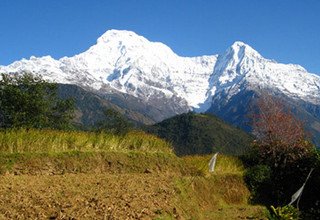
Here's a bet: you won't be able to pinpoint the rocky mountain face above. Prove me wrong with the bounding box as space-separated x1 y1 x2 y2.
205 42 320 145
1 30 320 145
57 83 190 127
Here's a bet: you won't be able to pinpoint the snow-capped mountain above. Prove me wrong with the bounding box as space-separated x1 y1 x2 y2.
2 30 319 111
0 30 217 111
1 30 320 137
207 41 320 105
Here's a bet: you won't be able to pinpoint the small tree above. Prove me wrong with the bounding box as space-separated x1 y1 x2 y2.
252 94 313 168
0 72 75 129
245 94 317 212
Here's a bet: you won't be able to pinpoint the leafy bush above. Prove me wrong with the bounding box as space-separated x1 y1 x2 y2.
269 205 300 220
245 165 271 190
244 147 317 206
244 164 272 203
244 94 318 213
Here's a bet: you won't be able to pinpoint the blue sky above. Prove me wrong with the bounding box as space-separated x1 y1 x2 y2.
1 0 320 74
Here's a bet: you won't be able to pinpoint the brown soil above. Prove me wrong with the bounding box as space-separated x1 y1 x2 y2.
0 173 180 220
0 154 267 219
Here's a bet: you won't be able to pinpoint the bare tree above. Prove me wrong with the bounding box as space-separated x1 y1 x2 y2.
253 95 305 145
251 94 313 167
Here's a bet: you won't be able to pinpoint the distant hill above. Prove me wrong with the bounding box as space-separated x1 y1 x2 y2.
147 112 253 156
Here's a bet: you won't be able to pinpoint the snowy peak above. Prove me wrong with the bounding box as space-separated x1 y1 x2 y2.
208 41 320 105
97 29 149 45
228 41 262 59
0 29 217 110
208 41 260 89
73 29 181 73
215 41 261 67
71 30 218 109
95 29 165 54
216 41 262 72
0 29 319 111
213 41 262 75
89 29 176 62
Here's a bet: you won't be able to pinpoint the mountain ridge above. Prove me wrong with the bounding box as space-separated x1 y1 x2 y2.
1 30 319 110
1 29 320 145
1 29 218 111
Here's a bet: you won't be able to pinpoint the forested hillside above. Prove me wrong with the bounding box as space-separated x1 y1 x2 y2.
147 112 253 156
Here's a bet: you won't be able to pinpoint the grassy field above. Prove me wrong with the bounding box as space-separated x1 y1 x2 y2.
0 129 268 219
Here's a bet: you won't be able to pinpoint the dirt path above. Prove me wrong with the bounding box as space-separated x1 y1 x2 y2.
0 173 180 219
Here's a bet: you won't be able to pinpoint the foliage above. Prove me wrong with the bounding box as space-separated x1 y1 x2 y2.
252 95 305 146
96 108 133 135
0 72 74 129
251 95 313 168
148 112 253 156
269 205 300 220
244 165 271 200
244 94 319 216
244 148 317 206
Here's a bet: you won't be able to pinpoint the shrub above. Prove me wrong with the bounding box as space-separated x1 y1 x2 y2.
244 164 272 203
244 94 317 214
269 205 300 220
245 165 271 190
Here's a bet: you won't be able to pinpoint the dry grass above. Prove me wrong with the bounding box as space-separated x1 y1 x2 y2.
0 151 185 175
0 129 268 219
174 154 267 219
0 129 177 175
182 154 245 176
0 129 172 154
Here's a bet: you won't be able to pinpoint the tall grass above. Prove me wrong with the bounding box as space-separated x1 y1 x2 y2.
182 154 245 176
0 129 173 154
174 155 262 219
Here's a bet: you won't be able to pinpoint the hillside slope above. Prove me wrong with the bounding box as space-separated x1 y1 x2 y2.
147 112 253 156
57 84 155 126
0 129 267 219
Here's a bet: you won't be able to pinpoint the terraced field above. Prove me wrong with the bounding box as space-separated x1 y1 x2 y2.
0 129 267 219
